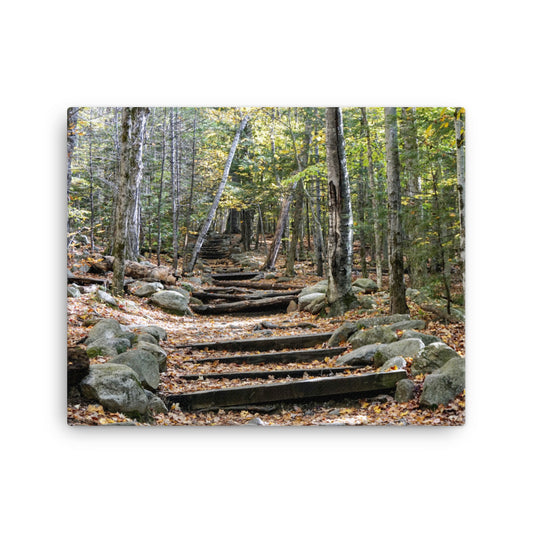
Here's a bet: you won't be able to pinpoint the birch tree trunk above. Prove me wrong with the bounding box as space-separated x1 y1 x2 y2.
67 107 79 247
156 108 167 266
170 109 182 272
384 107 409 314
325 107 356 316
112 107 149 296
185 113 250 273
400 107 425 287
454 107 466 289
360 107 383 288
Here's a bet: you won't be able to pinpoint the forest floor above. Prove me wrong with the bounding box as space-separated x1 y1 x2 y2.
67 249 465 426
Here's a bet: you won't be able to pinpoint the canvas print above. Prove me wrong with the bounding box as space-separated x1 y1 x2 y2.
67 107 465 426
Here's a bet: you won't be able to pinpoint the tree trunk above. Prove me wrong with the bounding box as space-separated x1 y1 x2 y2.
170 109 182 272
183 109 197 254
454 107 466 289
111 107 150 296
156 108 167 266
384 107 409 314
67 107 79 247
356 145 368 278
325 107 355 316
400 107 425 288
261 183 296 271
360 107 383 289
185 113 250 272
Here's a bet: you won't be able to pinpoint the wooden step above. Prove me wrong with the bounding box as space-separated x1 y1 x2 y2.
190 294 297 315
179 366 355 381
213 280 302 290
175 332 332 352
163 369 407 410
182 346 346 365
210 271 262 281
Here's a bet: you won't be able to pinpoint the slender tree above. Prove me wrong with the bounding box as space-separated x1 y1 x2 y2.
454 107 465 288
325 107 356 316
384 107 409 314
185 113 250 272
170 109 182 272
111 107 149 296
360 107 383 288
67 107 80 247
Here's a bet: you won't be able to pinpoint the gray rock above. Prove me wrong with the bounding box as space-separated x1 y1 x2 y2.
328 321 358 347
420 357 465 408
348 326 398 349
401 330 441 346
373 338 424 367
96 289 118 307
411 342 460 376
298 292 326 312
67 284 81 298
128 281 164 297
359 296 376 309
145 390 169 414
80 363 149 416
246 417 266 426
135 341 167 372
86 318 123 345
379 356 407 372
110 349 160 391
353 278 378 292
335 344 381 366
149 290 192 316
299 280 328 298
386 319 426 331
355 314 411 329
395 379 415 402
135 333 158 345
132 325 167 342
86 337 131 358
406 288 420 299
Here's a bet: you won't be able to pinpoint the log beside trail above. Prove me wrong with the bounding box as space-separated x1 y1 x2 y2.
163 369 407 410
190 294 297 315
175 332 332 352
182 346 347 365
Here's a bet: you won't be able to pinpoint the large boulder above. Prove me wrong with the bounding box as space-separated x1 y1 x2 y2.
373 338 424 367
386 319 426 332
95 289 119 308
128 281 164 297
379 356 407 372
299 279 329 298
419 357 465 408
110 349 160 391
348 326 398 349
86 337 131 358
131 325 167 342
149 290 192 316
411 342 460 376
335 343 381 367
135 341 168 372
328 321 358 347
67 284 81 298
80 363 149 416
86 318 123 345
401 330 441 346
353 278 378 293
298 293 326 313
355 314 410 329
395 379 416 402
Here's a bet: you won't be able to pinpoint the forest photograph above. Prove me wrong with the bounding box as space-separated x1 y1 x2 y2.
67 106 465 426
